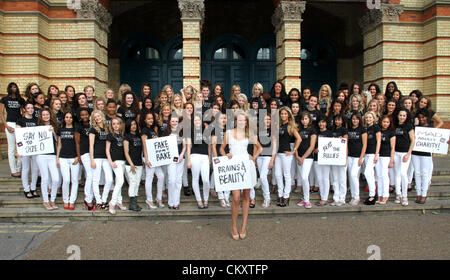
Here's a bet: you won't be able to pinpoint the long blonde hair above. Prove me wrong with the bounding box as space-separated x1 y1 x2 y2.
108 117 124 136
363 111 378 127
171 94 184 116
347 93 365 113
279 106 297 136
319 84 332 111
252 82 263 97
237 93 249 112
90 110 107 133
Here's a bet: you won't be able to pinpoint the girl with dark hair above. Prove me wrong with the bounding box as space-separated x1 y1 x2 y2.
270 81 288 107
327 100 345 127
72 93 92 123
118 91 140 123
124 119 143 211
141 112 165 209
392 89 402 102
16 102 39 198
56 111 80 210
213 83 224 98
84 85 96 110
385 98 398 117
211 112 230 207
57 91 71 113
64 85 76 106
330 114 348 206
36 108 59 210
368 83 381 99
25 82 41 102
141 82 151 101
409 89 422 107
137 96 154 130
106 117 127 214
385 81 398 100
314 117 333 206
105 99 120 127
393 108 415 206
350 82 363 96
305 95 322 129
347 113 367 206
417 96 444 128
44 85 59 107
77 108 95 211
214 95 226 113
1 82 25 177
287 88 301 108
301 86 312 110
377 115 396 204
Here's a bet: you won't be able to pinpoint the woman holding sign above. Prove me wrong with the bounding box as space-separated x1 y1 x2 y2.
313 117 333 206
220 111 260 240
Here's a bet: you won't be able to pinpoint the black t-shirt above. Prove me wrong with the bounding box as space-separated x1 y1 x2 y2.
332 126 348 138
55 111 64 125
318 100 328 115
380 129 395 157
212 126 228 156
33 107 42 119
77 123 91 155
314 129 333 161
158 120 169 137
395 122 414 153
307 108 322 128
1 96 25 122
366 124 381 154
191 126 209 155
106 133 125 162
348 126 367 158
87 99 95 110
57 127 77 158
117 106 137 123
124 133 142 166
89 127 108 159
298 127 317 158
142 126 158 139
73 107 92 123
17 116 38 128
259 128 272 156
278 123 291 153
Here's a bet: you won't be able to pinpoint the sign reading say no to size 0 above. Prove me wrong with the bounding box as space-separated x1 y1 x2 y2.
15 126 54 156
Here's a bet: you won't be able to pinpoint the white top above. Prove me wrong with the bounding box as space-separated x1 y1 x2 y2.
227 129 249 156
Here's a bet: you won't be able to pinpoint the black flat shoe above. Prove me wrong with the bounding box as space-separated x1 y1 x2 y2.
364 197 376 205
249 199 256 208
280 198 286 207
183 187 191 196
24 191 33 199
276 197 282 207
31 190 40 198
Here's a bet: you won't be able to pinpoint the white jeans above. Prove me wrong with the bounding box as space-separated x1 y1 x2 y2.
5 122 21 173
394 152 411 198
290 143 300 186
211 170 230 201
257 156 272 201
408 162 414 184
376 157 391 198
167 159 185 207
110 160 126 206
315 162 331 201
191 154 210 202
183 159 189 187
411 155 433 197
36 154 59 203
347 157 362 200
91 158 114 204
59 158 80 204
80 153 94 203
274 153 293 199
145 165 165 202
297 158 313 203
364 154 377 197
389 166 395 187
125 165 143 197
20 155 39 192
331 165 347 203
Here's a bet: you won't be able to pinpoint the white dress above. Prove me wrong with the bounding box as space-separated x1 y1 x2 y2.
227 130 257 188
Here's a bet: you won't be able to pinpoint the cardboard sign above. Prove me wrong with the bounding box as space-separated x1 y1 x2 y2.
15 125 54 156
413 126 449 155
212 154 257 192
145 135 179 167
317 137 347 166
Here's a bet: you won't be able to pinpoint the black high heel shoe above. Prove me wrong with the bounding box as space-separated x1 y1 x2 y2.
23 191 33 199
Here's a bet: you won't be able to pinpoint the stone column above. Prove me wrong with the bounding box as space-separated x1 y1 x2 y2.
272 0 306 92
178 0 204 90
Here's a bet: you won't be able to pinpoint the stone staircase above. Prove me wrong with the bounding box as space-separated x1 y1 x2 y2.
0 171 449 222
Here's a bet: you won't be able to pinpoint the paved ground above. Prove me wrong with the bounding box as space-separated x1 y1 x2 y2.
17 213 450 260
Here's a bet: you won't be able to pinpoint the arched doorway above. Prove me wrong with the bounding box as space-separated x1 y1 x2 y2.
120 34 183 98
202 34 276 101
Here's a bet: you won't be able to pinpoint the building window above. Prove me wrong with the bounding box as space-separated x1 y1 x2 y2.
214 48 227 59
146 47 160 59
173 48 182 60
257 48 271 60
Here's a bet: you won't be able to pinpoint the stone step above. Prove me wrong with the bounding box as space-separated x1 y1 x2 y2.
1 186 449 208
0 198 448 223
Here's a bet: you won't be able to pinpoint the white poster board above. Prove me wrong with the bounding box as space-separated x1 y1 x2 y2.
145 135 179 167
318 137 347 166
413 126 449 155
15 125 54 156
212 154 256 192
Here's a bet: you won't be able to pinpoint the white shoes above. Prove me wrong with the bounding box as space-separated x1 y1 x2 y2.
146 200 157 209
395 195 402 204
401 197 408 206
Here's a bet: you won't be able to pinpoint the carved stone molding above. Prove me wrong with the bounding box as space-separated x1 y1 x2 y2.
359 3 404 34
272 1 306 32
75 0 113 32
178 0 205 24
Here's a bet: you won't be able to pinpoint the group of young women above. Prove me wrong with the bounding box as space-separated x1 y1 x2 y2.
0 80 443 218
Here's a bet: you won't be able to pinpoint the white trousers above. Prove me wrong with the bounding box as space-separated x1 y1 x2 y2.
125 165 143 197
257 156 272 201
274 153 293 199
364 154 377 197
80 153 94 203
408 162 414 184
59 157 80 204
20 155 39 192
183 159 189 187
5 122 21 174
191 154 210 202
315 162 331 201
394 152 411 198
167 159 185 207
389 166 395 187
211 170 230 201
411 155 433 197
375 157 390 198
289 143 300 186
36 154 59 203
110 160 125 206
297 158 314 203
145 165 165 202
331 165 347 203
91 158 114 204
347 157 362 200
